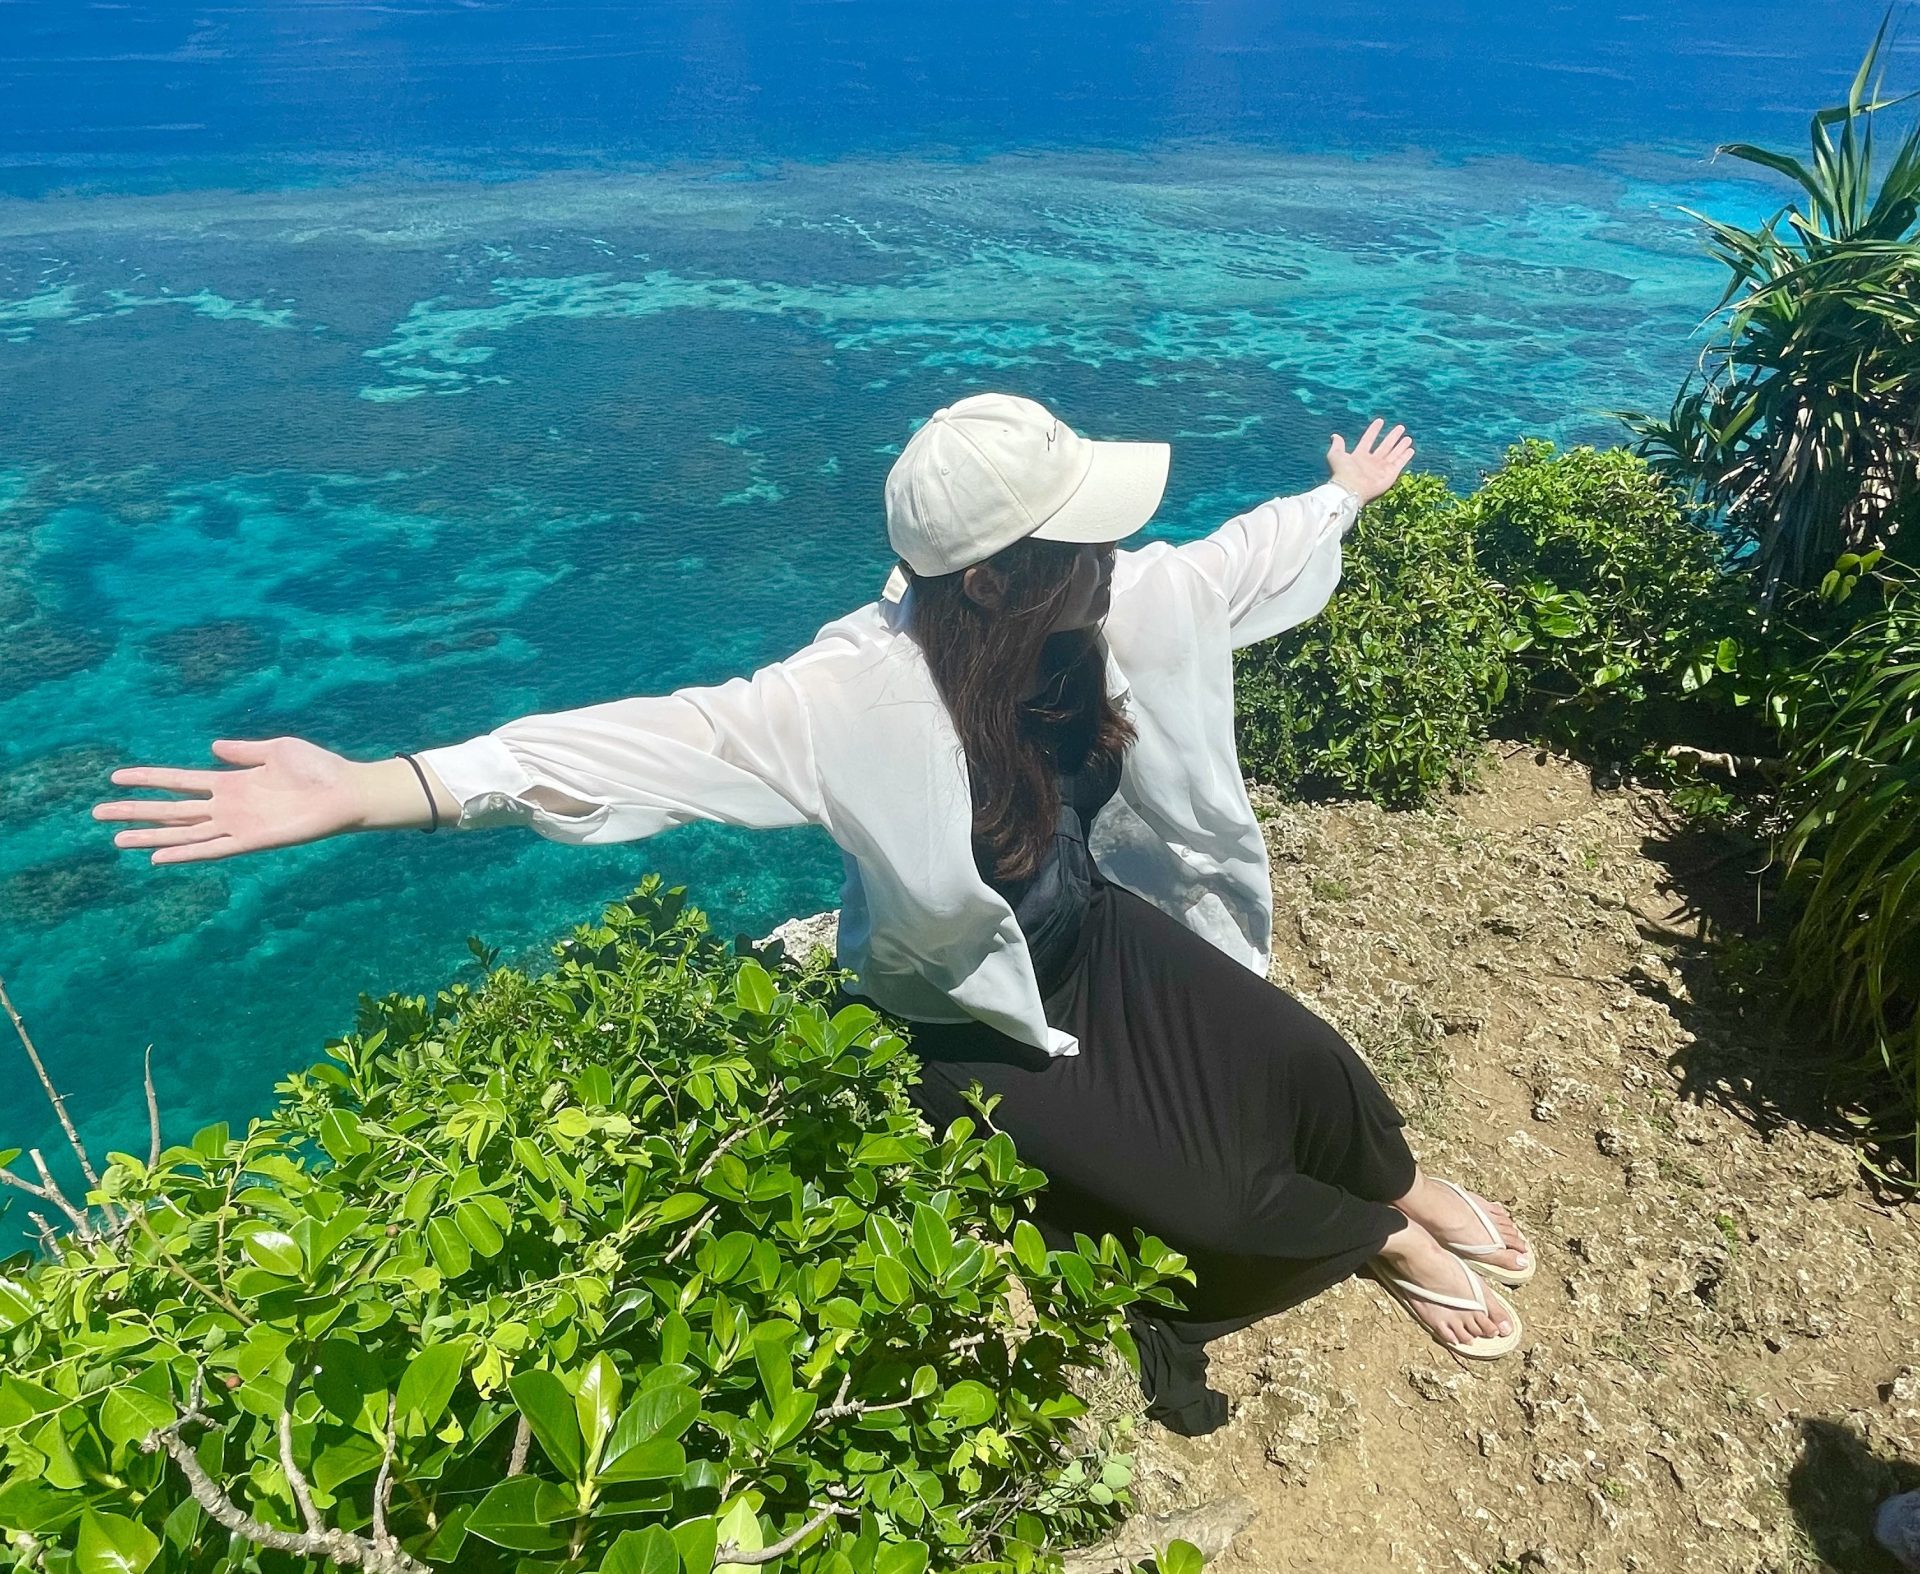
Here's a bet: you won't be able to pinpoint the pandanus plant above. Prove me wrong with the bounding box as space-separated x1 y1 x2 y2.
1628 13 1920 599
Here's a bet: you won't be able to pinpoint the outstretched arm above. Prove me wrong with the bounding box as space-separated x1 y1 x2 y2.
94 660 824 866
94 738 424 865
1173 418 1414 647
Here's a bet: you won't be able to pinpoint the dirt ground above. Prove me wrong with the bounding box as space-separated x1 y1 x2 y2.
1101 750 1920 1574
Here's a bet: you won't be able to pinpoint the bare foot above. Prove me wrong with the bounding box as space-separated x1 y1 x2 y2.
1374 1220 1514 1346
1393 1171 1530 1276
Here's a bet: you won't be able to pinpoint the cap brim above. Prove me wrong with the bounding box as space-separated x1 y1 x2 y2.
1029 439 1170 546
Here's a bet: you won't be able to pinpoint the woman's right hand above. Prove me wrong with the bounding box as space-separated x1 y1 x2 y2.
94 737 368 865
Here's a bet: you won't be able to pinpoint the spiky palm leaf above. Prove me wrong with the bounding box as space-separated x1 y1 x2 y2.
1628 13 1920 596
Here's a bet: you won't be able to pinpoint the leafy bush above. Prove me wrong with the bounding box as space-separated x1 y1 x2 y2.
1775 556 1920 1185
1626 17 1920 595
1473 440 1774 761
1234 472 1511 806
0 878 1193 1572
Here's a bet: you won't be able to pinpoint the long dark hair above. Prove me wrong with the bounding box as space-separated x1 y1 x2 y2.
905 537 1135 884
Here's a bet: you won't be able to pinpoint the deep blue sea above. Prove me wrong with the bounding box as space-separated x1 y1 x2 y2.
0 0 1907 1208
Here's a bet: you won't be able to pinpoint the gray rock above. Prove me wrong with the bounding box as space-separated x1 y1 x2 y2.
761 910 838 963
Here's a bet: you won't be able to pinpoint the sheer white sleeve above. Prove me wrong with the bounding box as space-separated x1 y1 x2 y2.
412 658 824 846
1172 481 1361 648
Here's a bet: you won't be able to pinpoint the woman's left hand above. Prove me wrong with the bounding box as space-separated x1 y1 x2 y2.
1326 419 1414 505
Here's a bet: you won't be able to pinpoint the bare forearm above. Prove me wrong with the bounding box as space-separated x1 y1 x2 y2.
348 757 462 832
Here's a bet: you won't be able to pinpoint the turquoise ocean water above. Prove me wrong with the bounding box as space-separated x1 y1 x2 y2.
0 0 1904 1212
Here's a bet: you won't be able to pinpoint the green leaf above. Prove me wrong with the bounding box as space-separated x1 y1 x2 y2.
909 1203 953 1277
465 1476 575 1552
576 1352 621 1474
239 1227 304 1277
75 1509 160 1574
596 1437 687 1483
937 1380 996 1427
673 1517 720 1574
733 960 777 1015
873 1255 912 1306
1012 1220 1048 1277
401 1172 442 1224
317 1109 370 1163
602 1525 681 1574
607 1384 701 1459
0 1275 34 1331
100 1387 176 1452
765 1390 818 1451
454 1199 506 1258
508 1367 584 1481
713 1498 764 1574
397 1340 470 1431
0 1478 82 1535
312 1434 385 1494
1159 1538 1206 1574
874 1543 929 1574
426 1215 472 1279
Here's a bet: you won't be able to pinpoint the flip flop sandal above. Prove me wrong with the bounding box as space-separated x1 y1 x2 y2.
1366 1257 1523 1361
1430 1176 1536 1286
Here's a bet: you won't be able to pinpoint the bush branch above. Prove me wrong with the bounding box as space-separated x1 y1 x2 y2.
144 1044 163 1169
0 973 106 1203
26 1149 94 1240
142 1381 430 1574
1663 744 1784 778
373 1394 399 1549
664 1203 719 1263
279 1373 323 1535
27 1211 64 1262
714 1499 855 1565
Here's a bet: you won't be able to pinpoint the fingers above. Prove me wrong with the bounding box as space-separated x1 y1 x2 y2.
210 738 275 766
105 766 223 796
151 836 239 866
111 822 225 850
94 798 213 827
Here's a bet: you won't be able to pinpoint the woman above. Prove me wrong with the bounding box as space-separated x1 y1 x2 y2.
94 392 1533 1435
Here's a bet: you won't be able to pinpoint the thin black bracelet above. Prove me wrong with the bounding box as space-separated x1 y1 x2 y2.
395 752 440 834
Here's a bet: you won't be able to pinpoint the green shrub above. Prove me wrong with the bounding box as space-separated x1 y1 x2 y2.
1234 472 1511 806
0 878 1191 1572
1472 440 1772 762
1625 18 1920 596
1775 555 1920 1184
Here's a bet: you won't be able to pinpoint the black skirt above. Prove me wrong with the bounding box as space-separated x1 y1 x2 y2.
905 879 1416 1339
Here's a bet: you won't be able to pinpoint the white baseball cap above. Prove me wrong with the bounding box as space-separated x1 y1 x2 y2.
884 392 1170 577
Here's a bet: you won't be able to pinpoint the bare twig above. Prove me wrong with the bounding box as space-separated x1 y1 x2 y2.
664 1203 719 1264
0 1166 59 1205
507 1417 531 1476
0 973 105 1198
814 1374 917 1435
694 1096 784 1182
28 1211 64 1262
27 1150 93 1239
713 1499 856 1565
134 1209 256 1328
279 1370 323 1534
373 1395 399 1548
1662 744 1784 779
144 1045 163 1170
142 1377 430 1574
816 1393 914 1424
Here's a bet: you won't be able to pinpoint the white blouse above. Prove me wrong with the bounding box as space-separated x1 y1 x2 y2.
416 481 1361 1057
